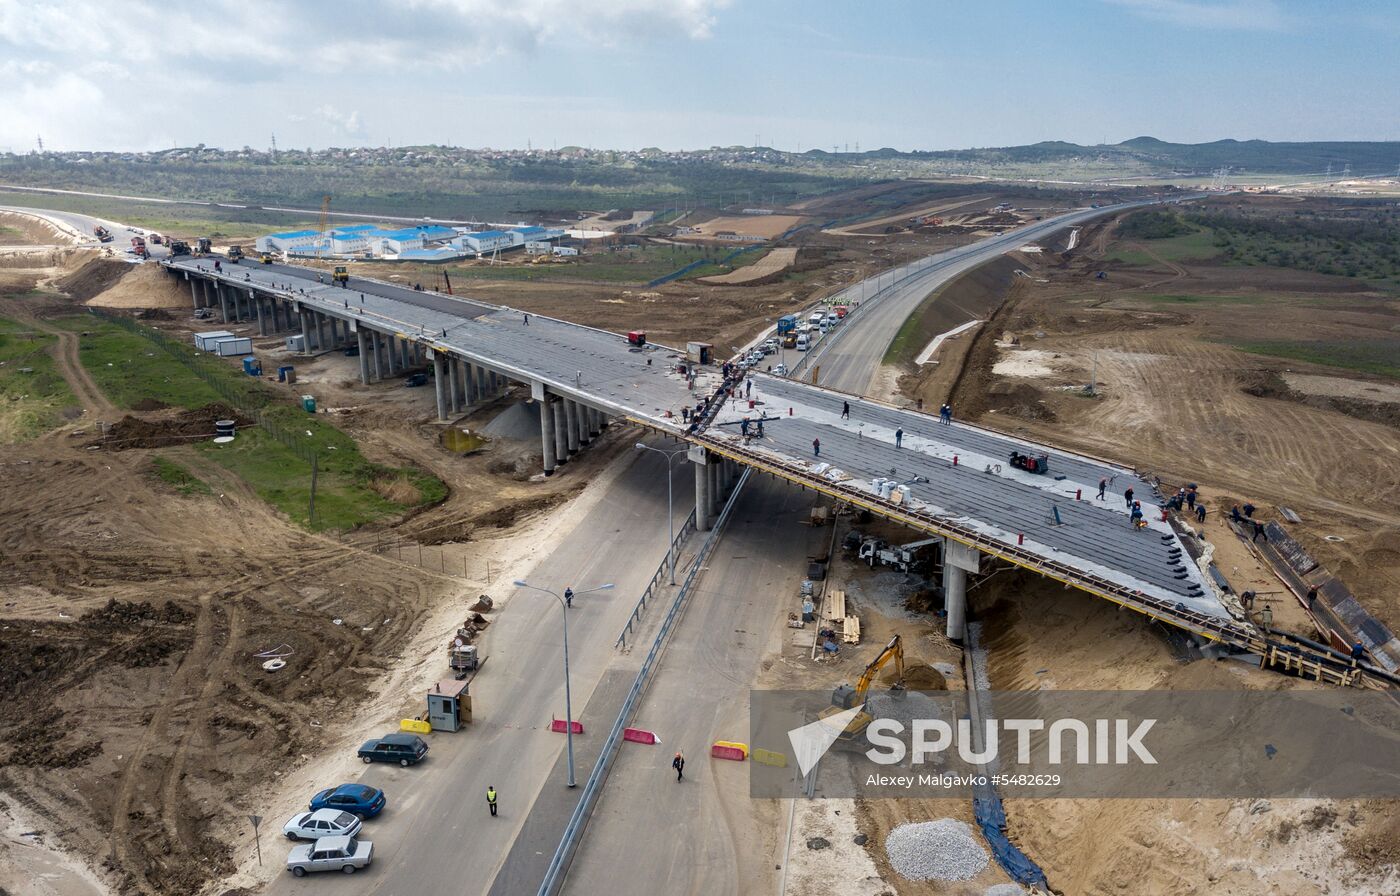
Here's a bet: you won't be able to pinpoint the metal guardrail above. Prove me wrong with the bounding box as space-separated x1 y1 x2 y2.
615 508 698 649
537 467 752 896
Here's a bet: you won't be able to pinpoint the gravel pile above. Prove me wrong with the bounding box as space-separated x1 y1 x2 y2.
985 885 1026 896
885 818 989 881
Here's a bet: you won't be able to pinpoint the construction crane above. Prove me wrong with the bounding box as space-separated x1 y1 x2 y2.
319 195 331 236
819 635 905 740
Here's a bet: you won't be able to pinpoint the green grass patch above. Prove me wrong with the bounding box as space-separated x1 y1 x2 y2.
1228 339 1400 379
0 224 23 241
0 313 78 441
1131 292 1271 305
1106 228 1221 265
65 313 446 531
149 456 212 496
57 315 231 409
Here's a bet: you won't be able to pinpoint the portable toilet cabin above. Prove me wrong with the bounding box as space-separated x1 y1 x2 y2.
426 679 471 732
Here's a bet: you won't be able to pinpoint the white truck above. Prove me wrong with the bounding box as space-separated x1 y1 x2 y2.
858 537 941 573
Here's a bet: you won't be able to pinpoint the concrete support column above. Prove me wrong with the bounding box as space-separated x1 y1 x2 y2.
540 397 557 475
256 294 267 337
552 398 568 463
299 310 312 355
565 400 581 454
400 339 411 370
433 353 449 422
695 457 712 532
944 564 967 642
356 329 370 385
476 366 490 400
326 317 337 346
316 313 327 351
386 336 398 376
217 284 230 323
578 405 592 445
455 361 467 409
462 363 478 405
588 407 601 437
711 460 723 514
190 279 200 310
447 358 460 414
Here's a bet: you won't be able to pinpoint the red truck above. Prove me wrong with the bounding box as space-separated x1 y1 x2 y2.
130 236 148 258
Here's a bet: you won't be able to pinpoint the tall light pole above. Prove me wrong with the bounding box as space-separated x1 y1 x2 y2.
635 443 687 584
512 579 615 787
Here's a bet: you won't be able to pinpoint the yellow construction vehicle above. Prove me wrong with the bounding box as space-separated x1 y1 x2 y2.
819 635 905 740
260 252 274 265
332 266 349 284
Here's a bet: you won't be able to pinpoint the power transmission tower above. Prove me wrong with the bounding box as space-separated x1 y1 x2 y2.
270 133 277 156
36 135 43 153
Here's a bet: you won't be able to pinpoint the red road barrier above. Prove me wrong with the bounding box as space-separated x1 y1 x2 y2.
1076 488 1082 501
711 744 746 761
551 718 584 734
623 727 659 745
953 455 958 466
1017 532 1024 545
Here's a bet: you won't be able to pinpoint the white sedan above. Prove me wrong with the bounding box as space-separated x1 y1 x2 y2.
283 808 363 841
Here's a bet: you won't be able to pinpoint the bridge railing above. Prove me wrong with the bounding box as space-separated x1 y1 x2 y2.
615 508 698 650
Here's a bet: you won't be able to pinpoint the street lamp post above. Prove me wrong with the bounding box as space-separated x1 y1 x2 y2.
635 443 688 585
512 579 615 787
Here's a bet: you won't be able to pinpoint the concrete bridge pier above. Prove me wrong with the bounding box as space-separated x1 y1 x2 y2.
356 329 370 384
552 398 569 463
386 336 399 376
446 358 460 414
695 452 712 532
577 404 591 446
540 396 558 475
565 400 581 454
189 277 200 310
433 353 449 422
216 283 230 323
477 366 490 401
299 310 312 355
464 363 479 405
255 293 267 337
942 541 979 643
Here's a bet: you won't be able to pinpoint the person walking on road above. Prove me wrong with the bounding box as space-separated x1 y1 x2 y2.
523 313 530 326
673 752 685 781
1124 486 1135 509
841 401 850 420
564 587 574 608
487 786 498 817
895 428 903 448
812 438 821 457
1097 477 1107 500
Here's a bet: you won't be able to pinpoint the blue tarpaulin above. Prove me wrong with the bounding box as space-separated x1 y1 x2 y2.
973 785 1048 890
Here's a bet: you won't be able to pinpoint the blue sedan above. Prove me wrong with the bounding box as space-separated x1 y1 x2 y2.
309 784 386 819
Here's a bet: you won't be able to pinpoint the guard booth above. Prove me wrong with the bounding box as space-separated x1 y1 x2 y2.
426 679 471 732
686 341 713 365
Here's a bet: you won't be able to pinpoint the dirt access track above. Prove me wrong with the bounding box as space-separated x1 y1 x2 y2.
925 200 1400 631
0 248 631 896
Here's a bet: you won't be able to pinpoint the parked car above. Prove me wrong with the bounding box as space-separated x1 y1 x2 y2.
773 363 789 377
357 733 429 767
282 809 362 842
309 784 386 819
761 339 779 354
286 834 373 877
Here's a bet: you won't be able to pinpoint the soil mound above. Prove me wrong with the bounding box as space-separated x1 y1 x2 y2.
97 403 251 450
58 257 131 302
483 400 541 441
87 261 190 309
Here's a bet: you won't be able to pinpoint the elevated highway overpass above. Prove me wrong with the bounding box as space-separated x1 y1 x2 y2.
160 200 1376 681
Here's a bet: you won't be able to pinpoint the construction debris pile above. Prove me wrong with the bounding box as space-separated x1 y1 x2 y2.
885 818 989 881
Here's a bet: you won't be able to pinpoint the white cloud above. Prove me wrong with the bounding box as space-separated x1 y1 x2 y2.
1106 0 1291 31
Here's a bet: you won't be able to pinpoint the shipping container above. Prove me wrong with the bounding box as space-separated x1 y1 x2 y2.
213 337 253 357
194 330 234 351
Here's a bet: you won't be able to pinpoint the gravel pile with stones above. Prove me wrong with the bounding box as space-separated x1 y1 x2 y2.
885 818 989 881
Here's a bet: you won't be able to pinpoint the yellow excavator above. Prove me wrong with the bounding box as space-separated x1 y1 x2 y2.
819 635 905 740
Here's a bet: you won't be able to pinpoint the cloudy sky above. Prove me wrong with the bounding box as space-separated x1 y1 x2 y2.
2 0 1397 152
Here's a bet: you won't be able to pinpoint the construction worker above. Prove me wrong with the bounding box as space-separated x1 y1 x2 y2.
895 428 903 448
1097 478 1107 500
523 313 530 326
841 401 850 419
740 417 750 437
1124 486 1134 508
564 587 574 608
673 752 685 781
487 786 498 817
1195 502 1207 523
1261 604 1273 629
1351 641 1366 665
812 438 820 457
1129 501 1144 529
1186 487 1197 510
1307 587 1318 612
1252 521 1267 543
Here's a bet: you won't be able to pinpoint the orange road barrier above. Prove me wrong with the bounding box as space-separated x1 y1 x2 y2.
400 719 431 734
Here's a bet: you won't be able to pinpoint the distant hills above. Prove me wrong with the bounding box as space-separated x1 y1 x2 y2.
815 137 1400 176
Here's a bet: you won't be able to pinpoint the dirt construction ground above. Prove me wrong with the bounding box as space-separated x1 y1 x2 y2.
897 202 1400 632
0 246 628 896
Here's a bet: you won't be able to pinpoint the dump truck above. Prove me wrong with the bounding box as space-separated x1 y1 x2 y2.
227 245 245 262
168 239 190 256
194 237 212 255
